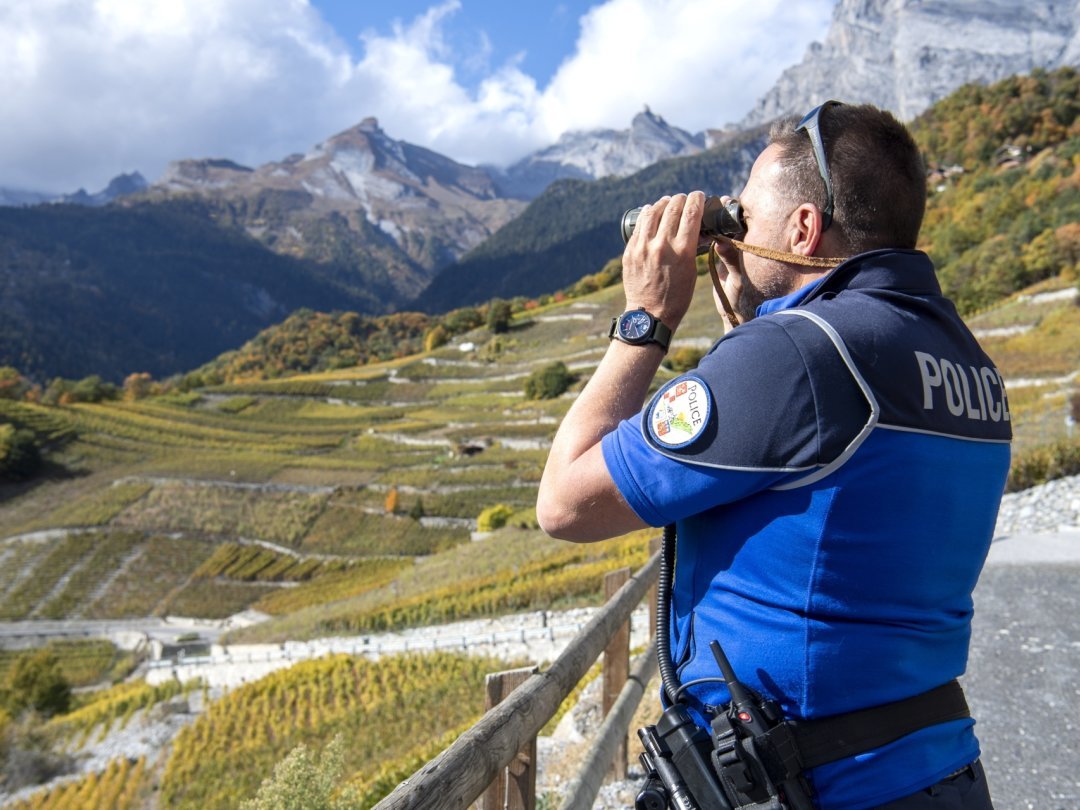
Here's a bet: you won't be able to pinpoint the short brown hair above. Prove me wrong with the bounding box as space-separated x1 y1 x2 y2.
769 103 926 252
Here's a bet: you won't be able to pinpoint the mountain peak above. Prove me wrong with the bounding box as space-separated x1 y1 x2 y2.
631 106 662 127
491 107 703 199
157 158 253 191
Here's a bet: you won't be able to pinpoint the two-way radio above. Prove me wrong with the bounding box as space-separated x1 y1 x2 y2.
635 525 815 810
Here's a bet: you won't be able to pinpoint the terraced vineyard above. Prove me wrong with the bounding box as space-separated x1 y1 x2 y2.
6 273 780 627
1 270 1076 808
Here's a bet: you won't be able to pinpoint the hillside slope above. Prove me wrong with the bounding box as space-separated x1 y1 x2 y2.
412 127 767 312
0 199 384 382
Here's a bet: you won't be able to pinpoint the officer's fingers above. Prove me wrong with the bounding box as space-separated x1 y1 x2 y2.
675 191 705 249
655 194 688 242
638 196 671 241
711 238 740 269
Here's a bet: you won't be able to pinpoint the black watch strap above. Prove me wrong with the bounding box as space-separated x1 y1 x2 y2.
646 319 672 351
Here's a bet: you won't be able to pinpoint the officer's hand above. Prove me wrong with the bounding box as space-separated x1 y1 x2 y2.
708 195 748 332
621 191 704 331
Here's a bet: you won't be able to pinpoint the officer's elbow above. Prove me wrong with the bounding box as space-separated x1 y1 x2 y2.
536 489 571 539
536 487 590 542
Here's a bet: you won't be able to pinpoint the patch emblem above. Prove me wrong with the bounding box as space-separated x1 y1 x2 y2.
648 375 712 449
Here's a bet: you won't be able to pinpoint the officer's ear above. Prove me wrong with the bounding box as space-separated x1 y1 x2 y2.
788 203 823 257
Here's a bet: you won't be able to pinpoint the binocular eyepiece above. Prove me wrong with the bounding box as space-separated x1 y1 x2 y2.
621 196 746 246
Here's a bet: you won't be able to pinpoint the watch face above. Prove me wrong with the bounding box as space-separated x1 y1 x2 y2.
618 310 652 342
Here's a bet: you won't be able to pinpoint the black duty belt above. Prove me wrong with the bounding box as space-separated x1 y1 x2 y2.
774 679 971 770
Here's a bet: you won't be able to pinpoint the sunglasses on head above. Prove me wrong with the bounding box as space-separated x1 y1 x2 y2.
795 100 841 230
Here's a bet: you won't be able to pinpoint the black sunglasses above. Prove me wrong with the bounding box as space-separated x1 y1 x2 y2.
795 100 841 230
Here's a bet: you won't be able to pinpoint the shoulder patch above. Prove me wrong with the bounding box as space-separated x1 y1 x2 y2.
647 375 712 449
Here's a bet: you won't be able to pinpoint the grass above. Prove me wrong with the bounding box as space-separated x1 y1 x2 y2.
979 305 1080 378
301 503 467 557
229 527 653 644
112 482 330 547
163 579 281 619
10 482 153 534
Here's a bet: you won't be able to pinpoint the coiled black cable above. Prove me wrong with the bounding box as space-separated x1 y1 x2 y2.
657 523 681 704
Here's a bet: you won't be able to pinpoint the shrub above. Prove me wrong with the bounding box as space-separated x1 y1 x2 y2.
423 324 449 352
0 425 41 480
0 650 71 718
508 506 539 529
0 718 75 792
442 306 483 335
477 503 515 532
664 346 705 373
487 298 513 334
122 372 155 401
1007 438 1080 492
42 375 119 405
240 734 358 810
0 367 31 401
524 362 573 400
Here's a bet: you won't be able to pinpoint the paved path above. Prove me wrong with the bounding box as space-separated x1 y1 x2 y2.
965 531 1080 810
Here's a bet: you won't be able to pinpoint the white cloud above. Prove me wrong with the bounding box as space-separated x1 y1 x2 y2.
0 0 833 194
540 0 835 135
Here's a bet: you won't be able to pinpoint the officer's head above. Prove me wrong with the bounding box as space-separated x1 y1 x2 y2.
768 103 926 254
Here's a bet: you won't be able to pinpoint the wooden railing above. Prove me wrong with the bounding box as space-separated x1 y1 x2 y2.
373 544 661 810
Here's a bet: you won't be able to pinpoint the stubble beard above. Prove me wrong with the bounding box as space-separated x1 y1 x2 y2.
738 260 792 323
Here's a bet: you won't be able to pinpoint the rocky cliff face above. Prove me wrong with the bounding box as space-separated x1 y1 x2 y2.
738 0 1080 127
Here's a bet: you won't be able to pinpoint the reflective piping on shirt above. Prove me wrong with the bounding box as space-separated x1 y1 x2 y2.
876 422 1013 444
768 309 880 491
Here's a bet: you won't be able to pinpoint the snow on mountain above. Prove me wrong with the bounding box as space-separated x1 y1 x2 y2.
489 107 705 200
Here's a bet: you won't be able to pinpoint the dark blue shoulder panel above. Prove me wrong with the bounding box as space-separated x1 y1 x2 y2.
802 288 1012 442
639 315 872 472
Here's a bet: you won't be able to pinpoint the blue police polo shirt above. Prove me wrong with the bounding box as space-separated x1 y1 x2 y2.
602 249 1011 809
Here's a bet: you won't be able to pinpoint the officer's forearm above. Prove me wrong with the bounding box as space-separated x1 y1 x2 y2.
536 340 664 540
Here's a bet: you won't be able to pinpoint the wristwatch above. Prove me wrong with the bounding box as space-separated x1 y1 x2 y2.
608 308 672 351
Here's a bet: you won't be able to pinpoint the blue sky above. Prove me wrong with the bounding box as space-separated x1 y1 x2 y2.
311 1 596 90
0 0 834 194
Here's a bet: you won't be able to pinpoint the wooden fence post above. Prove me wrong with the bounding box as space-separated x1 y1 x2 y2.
371 551 661 810
480 666 538 810
603 567 631 781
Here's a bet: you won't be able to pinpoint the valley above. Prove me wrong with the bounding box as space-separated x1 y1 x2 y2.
0 263 1077 806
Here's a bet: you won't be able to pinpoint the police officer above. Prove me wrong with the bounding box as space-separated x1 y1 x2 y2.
536 102 1009 809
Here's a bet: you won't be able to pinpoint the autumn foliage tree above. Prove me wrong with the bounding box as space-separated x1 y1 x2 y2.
122 372 155 401
384 488 399 515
